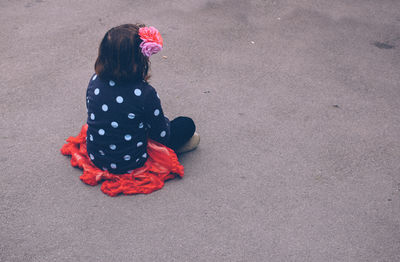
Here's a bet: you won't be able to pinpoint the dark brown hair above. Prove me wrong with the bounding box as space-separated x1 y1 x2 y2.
95 24 150 83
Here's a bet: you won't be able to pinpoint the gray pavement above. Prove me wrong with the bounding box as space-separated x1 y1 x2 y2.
1 0 400 261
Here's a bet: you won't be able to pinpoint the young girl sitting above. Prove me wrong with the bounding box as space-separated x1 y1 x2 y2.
86 23 199 175
61 24 199 196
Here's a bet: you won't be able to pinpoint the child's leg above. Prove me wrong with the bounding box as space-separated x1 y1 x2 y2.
167 116 196 150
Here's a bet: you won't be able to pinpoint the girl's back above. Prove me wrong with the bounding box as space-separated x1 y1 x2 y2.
86 76 168 174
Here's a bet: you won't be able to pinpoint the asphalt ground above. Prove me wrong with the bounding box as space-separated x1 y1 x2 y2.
1 0 400 261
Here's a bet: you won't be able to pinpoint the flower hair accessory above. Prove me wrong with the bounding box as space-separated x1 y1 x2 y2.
139 26 163 57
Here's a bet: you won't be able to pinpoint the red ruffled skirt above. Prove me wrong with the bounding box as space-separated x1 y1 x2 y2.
60 125 184 197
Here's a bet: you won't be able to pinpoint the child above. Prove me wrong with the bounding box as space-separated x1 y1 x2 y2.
86 23 199 175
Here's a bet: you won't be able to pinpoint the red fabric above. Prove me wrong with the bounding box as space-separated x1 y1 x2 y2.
60 125 184 197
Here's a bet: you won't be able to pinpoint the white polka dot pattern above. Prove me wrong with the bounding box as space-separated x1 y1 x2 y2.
86 80 170 173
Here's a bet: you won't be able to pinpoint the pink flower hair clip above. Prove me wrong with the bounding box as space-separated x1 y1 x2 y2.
139 26 163 57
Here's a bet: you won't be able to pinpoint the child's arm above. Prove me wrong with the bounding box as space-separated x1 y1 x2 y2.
144 88 170 145
85 86 89 115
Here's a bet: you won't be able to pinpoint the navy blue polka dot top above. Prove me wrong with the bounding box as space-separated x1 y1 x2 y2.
86 74 170 174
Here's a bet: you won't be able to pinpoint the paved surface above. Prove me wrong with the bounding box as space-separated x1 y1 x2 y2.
1 0 400 261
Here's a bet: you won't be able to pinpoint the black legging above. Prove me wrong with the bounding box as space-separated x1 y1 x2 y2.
167 116 196 150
